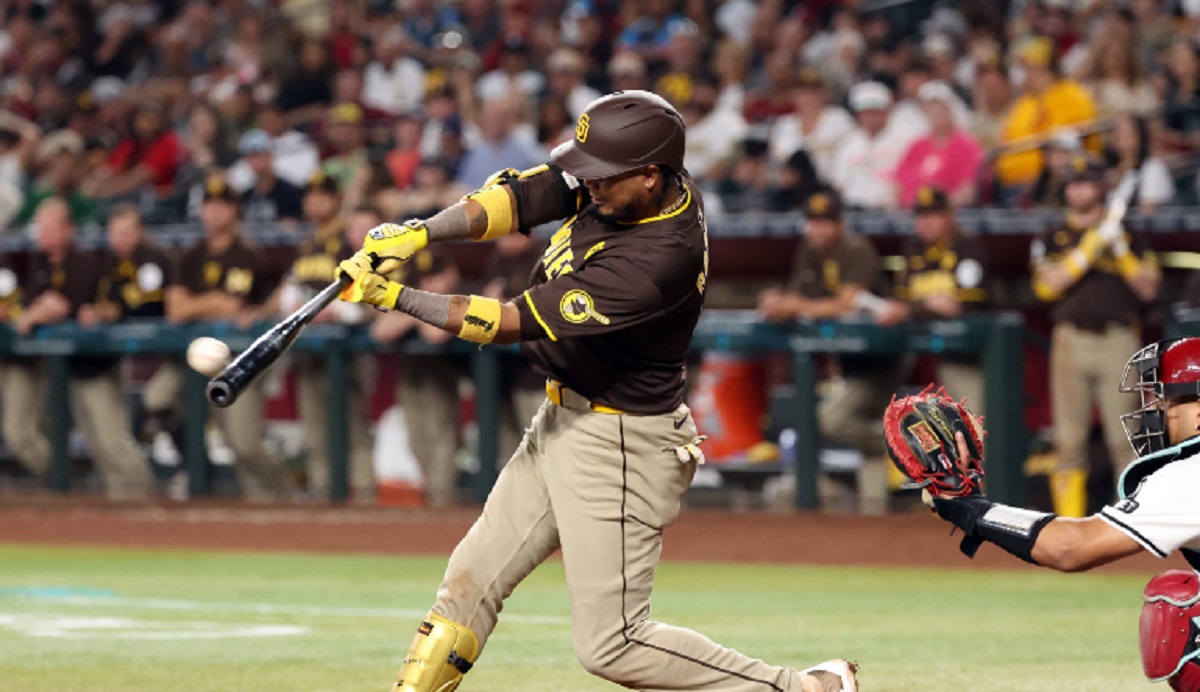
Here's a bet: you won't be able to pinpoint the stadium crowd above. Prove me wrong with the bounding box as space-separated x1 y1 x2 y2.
1 0 1200 509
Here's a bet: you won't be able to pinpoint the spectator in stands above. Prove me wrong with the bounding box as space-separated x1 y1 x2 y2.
888 58 936 149
321 102 370 192
1105 114 1175 212
0 112 38 230
877 187 989 411
177 100 238 184
370 247 464 508
682 73 748 182
1083 40 1159 118
16 130 98 227
277 37 334 126
236 130 303 228
229 101 319 190
84 101 183 202
280 174 374 502
384 113 425 191
1027 128 1083 209
615 0 687 60
362 28 425 117
757 190 906 514
476 36 543 103
654 20 704 109
995 36 1097 196
455 96 541 190
385 156 468 220
1031 154 1160 516
2 198 152 500
536 95 574 151
714 133 773 214
895 81 984 208
830 81 907 210
766 149 823 212
1158 38 1200 152
968 55 1013 150
403 0 461 52
769 68 855 181
545 47 600 119
159 174 291 501
607 51 649 93
710 39 748 115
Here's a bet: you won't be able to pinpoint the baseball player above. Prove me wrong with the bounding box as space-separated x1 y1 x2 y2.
1032 153 1160 517
336 91 858 691
928 336 1200 691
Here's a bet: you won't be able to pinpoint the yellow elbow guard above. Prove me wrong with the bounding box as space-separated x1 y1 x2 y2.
464 185 515 241
458 296 502 344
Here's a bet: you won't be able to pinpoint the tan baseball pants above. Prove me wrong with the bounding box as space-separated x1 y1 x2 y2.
427 389 815 690
398 356 461 507
1049 323 1139 485
294 354 375 500
0 361 151 500
144 362 290 501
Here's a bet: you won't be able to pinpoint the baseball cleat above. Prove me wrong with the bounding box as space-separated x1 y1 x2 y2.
802 658 859 692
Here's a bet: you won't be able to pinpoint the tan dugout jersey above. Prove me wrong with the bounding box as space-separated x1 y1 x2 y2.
510 165 708 414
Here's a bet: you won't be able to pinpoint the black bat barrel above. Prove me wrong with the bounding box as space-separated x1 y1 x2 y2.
206 278 345 407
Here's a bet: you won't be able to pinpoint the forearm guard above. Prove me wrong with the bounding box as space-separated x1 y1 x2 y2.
934 496 1056 564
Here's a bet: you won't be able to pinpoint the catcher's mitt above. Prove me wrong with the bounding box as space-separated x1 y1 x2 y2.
882 385 985 498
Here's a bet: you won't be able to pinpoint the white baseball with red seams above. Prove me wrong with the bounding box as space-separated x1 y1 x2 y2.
186 337 231 377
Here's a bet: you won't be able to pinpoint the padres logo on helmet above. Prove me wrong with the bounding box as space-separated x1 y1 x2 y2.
560 289 609 325
575 113 590 143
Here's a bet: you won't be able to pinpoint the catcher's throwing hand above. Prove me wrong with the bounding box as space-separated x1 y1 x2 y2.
360 220 430 274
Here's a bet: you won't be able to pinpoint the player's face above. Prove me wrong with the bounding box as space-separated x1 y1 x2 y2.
914 211 952 245
199 198 238 231
804 218 841 251
585 166 659 223
1065 179 1102 211
1164 398 1200 445
107 214 142 258
303 190 340 223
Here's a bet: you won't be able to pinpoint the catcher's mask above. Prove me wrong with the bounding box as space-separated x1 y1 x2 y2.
1140 570 1200 692
1120 337 1200 457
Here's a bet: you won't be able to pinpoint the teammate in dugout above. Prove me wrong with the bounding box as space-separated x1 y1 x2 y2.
335 91 859 691
926 337 1200 691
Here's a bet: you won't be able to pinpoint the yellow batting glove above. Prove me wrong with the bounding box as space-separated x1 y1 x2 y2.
337 255 403 310
361 220 429 274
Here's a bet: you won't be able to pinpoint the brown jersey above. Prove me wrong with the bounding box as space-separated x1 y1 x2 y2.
1032 218 1152 329
24 246 102 316
786 232 883 299
291 224 353 292
510 165 708 414
895 232 989 317
98 241 173 318
173 235 267 305
0 254 20 320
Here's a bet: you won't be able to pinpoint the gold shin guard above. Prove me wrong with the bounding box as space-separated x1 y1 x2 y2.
1050 469 1087 518
394 613 479 692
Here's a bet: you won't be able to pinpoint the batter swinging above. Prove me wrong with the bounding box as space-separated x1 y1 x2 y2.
335 91 858 691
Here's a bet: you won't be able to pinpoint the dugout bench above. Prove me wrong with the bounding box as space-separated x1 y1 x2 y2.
1 311 1031 509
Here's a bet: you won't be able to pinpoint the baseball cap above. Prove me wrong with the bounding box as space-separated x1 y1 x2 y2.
608 51 646 77
1014 36 1054 69
329 102 363 126
202 174 239 203
305 169 340 194
917 80 957 105
90 76 126 106
1065 153 1105 183
238 129 273 155
796 67 825 90
804 190 843 220
848 81 892 112
547 47 585 74
912 186 951 214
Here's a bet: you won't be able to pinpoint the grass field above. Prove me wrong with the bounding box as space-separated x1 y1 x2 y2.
0 544 1154 691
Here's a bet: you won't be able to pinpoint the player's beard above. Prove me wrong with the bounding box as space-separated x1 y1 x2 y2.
593 199 641 224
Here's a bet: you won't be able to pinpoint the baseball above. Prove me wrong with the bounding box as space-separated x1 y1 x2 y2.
187 337 232 377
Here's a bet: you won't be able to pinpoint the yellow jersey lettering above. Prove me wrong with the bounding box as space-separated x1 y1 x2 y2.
542 217 577 279
908 272 958 300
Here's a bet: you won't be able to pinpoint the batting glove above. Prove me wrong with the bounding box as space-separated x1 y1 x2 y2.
360 220 429 274
337 254 402 310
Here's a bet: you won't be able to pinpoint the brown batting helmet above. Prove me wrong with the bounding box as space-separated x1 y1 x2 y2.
550 90 686 179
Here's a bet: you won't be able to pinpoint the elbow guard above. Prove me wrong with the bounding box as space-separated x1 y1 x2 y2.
463 167 521 241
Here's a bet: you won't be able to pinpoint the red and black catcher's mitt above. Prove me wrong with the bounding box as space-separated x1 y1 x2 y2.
882 385 986 498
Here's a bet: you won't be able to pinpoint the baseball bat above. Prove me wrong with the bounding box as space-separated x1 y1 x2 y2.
206 277 349 408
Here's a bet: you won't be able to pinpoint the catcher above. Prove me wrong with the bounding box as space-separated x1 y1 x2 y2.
884 337 1200 691
336 91 857 691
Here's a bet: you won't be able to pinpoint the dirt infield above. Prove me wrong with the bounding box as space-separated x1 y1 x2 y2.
0 497 1182 574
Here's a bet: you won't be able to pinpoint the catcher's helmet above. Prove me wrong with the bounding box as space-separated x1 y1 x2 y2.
550 90 686 180
1120 337 1200 457
1140 570 1200 692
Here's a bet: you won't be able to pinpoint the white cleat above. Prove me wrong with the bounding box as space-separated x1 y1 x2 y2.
802 659 859 692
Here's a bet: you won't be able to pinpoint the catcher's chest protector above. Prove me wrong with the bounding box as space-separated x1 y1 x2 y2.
1140 570 1200 687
